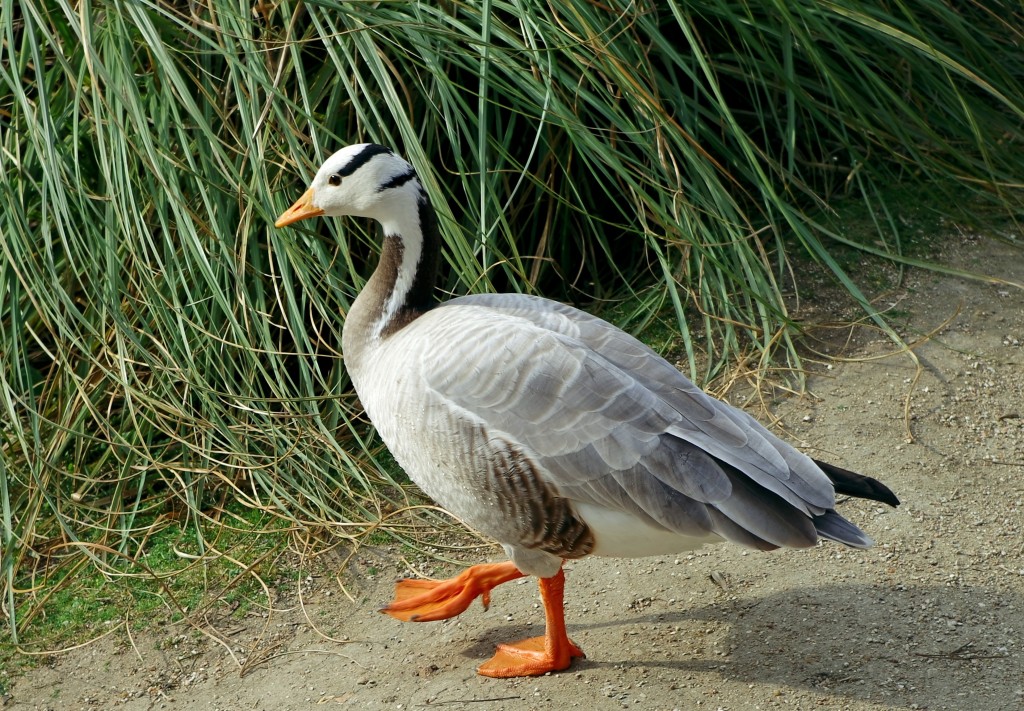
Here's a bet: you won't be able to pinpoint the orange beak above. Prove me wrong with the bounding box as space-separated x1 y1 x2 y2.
275 188 324 227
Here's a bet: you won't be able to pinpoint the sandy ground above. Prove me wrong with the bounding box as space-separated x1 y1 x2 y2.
4 234 1023 710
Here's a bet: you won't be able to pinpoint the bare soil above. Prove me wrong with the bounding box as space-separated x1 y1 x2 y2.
4 234 1023 711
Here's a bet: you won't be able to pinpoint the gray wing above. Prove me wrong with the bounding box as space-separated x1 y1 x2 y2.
420 293 863 550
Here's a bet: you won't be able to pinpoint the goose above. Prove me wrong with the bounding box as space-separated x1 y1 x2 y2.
274 143 899 678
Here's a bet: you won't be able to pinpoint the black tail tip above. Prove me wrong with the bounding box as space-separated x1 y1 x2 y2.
813 459 900 508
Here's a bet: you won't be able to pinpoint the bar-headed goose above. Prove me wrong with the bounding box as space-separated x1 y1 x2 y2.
275 143 899 678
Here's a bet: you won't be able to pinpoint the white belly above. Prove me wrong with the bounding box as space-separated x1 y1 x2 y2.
575 502 723 557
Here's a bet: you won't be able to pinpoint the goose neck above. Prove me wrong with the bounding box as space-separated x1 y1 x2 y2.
342 183 441 373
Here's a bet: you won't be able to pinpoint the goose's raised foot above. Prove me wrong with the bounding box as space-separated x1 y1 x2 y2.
380 561 524 622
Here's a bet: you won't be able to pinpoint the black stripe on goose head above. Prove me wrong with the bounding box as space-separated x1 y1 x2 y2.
378 169 417 192
338 144 394 179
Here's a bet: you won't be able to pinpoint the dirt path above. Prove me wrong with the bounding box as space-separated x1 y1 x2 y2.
6 235 1023 710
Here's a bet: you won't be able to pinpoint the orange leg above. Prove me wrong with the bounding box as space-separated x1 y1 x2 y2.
380 561 525 622
477 566 584 678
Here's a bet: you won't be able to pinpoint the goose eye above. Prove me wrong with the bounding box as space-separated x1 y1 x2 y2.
328 173 342 187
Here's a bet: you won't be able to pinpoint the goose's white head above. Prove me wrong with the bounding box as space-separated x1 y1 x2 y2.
275 144 419 228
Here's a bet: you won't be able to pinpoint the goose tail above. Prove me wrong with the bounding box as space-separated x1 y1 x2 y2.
810 459 900 549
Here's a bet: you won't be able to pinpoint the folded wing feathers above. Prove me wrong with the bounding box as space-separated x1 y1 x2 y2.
812 511 874 548
427 295 869 549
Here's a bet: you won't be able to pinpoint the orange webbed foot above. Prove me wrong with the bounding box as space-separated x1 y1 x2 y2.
380 561 524 622
477 566 583 677
383 561 584 678
477 634 585 678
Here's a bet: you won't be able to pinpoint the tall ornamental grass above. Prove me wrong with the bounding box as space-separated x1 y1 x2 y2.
1 0 1021 643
